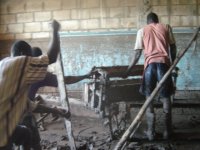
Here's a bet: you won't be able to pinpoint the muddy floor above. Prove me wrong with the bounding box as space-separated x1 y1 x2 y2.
39 110 200 150
40 115 200 150
38 95 200 150
39 114 116 150
38 95 115 149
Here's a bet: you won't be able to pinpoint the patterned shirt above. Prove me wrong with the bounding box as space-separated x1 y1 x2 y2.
0 55 49 147
134 23 175 69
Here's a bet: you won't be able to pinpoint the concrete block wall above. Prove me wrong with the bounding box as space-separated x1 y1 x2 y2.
0 0 138 41
0 0 199 41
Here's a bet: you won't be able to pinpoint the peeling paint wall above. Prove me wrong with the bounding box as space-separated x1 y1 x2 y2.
175 33 200 90
59 31 200 92
61 34 135 74
60 33 137 90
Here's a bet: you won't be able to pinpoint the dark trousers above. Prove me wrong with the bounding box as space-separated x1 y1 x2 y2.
21 113 42 150
0 125 31 150
0 113 41 150
0 142 13 150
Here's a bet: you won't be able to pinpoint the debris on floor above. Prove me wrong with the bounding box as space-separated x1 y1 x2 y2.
37 95 200 150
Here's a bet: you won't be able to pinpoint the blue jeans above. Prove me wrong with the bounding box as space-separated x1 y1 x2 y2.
140 63 174 98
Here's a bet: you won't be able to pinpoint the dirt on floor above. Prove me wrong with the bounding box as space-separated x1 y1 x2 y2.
39 114 116 150
37 95 115 150
38 95 200 150
39 108 200 150
40 115 200 150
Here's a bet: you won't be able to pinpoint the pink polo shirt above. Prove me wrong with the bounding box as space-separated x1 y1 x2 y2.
134 23 175 69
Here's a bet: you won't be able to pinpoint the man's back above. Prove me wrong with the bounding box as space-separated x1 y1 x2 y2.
142 23 171 67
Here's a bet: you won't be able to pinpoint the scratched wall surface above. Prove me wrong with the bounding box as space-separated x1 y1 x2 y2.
175 33 200 90
60 32 200 91
61 35 136 75
60 34 139 90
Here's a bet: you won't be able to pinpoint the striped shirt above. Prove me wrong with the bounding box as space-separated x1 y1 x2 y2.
134 23 175 69
0 55 49 147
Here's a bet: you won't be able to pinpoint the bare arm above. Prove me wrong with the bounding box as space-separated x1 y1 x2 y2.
124 49 142 77
47 20 61 64
64 74 90 84
64 67 95 84
31 96 70 118
33 104 70 119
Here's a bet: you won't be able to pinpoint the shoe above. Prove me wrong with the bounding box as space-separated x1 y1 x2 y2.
146 112 155 141
163 113 172 140
163 131 169 140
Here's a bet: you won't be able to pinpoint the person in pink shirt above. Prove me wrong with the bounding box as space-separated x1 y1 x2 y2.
124 12 177 140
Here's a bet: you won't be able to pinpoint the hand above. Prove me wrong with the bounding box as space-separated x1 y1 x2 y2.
55 106 71 119
62 110 71 119
51 20 60 32
86 66 98 78
90 66 98 76
171 67 179 78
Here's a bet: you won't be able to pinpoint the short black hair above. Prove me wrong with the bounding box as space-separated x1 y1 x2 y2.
147 12 159 24
11 40 32 57
32 47 42 57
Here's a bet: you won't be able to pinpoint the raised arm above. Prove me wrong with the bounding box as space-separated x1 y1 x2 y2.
47 20 61 64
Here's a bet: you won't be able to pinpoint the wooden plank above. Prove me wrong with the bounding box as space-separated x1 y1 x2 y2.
56 54 76 150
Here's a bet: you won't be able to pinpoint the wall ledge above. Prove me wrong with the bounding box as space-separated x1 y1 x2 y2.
59 27 199 37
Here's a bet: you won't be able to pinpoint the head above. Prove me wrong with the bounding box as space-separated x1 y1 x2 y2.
32 47 43 57
11 40 32 57
147 12 159 24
